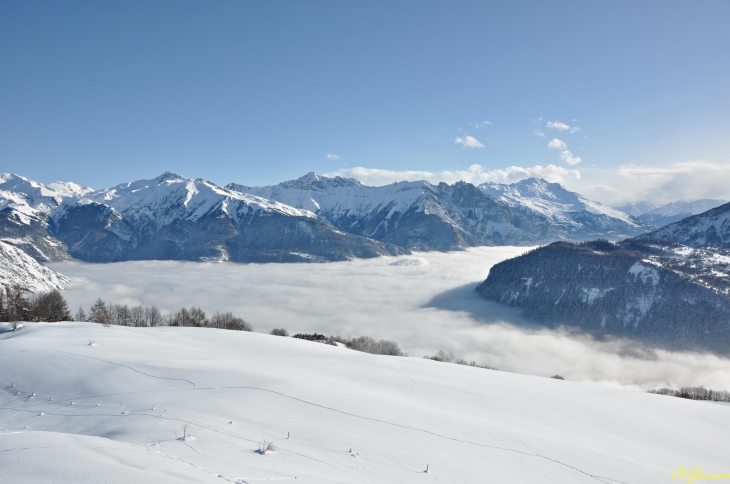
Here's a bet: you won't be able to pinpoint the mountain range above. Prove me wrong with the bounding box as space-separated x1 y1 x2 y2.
1 171 658 267
0 172 405 265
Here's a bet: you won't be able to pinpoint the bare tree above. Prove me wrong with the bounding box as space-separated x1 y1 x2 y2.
129 305 145 327
189 307 207 327
209 311 252 331
30 290 71 322
145 306 162 327
270 328 289 336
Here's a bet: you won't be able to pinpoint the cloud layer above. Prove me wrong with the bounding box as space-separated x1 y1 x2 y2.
324 164 580 186
581 161 730 206
52 248 730 391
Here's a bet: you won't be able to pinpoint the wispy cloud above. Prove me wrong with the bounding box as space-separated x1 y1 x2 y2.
578 161 730 206
547 138 582 165
560 151 582 166
547 121 570 131
454 136 484 148
533 130 546 138
326 154 341 160
325 164 580 186
570 127 581 134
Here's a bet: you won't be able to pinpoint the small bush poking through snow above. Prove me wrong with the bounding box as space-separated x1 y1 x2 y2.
551 375 565 380
257 440 277 454
270 328 289 336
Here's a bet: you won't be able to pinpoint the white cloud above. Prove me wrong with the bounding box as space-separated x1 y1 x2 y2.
52 249 730 391
570 127 581 134
548 138 581 165
533 130 546 138
560 150 582 165
547 138 567 150
483 120 492 125
547 121 570 131
325 164 580 186
454 136 484 148
326 154 341 160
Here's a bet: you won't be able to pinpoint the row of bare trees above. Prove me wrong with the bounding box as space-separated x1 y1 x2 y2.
79 298 252 331
0 285 71 327
649 386 730 402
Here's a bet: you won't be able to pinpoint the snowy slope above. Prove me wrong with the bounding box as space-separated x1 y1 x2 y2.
637 201 730 247
638 199 729 228
229 173 557 250
0 240 70 292
480 178 654 240
2 322 728 483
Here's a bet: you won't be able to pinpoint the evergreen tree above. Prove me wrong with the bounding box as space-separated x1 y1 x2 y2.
75 306 87 322
89 298 110 325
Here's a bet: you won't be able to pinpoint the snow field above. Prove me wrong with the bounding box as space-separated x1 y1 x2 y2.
2 322 729 483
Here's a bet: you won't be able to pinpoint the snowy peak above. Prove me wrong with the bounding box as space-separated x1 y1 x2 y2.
478 177 653 239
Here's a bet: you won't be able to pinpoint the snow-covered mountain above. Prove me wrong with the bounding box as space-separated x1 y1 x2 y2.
230 173 559 250
636 201 730 247
0 240 70 293
0 172 405 263
479 178 654 240
2 322 728 483
477 239 730 352
615 200 657 217
637 199 729 228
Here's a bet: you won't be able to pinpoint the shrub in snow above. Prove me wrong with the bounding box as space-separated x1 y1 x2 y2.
257 440 277 454
270 328 289 336
551 375 565 380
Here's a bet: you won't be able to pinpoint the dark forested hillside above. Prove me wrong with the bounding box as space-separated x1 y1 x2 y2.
477 240 730 353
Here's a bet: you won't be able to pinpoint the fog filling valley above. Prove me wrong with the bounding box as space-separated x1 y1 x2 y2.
50 247 730 392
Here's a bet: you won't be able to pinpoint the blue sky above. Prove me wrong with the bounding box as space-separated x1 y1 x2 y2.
1 1 729 204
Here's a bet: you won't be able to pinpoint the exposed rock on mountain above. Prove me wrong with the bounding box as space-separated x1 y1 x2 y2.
0 240 70 293
230 173 558 250
635 201 730 247
479 178 654 240
476 239 730 353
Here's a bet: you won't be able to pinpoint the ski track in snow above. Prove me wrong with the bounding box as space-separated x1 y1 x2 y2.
387 357 415 394
57 350 197 389
2 349 628 484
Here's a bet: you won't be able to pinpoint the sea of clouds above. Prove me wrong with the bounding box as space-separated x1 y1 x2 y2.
51 247 730 392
